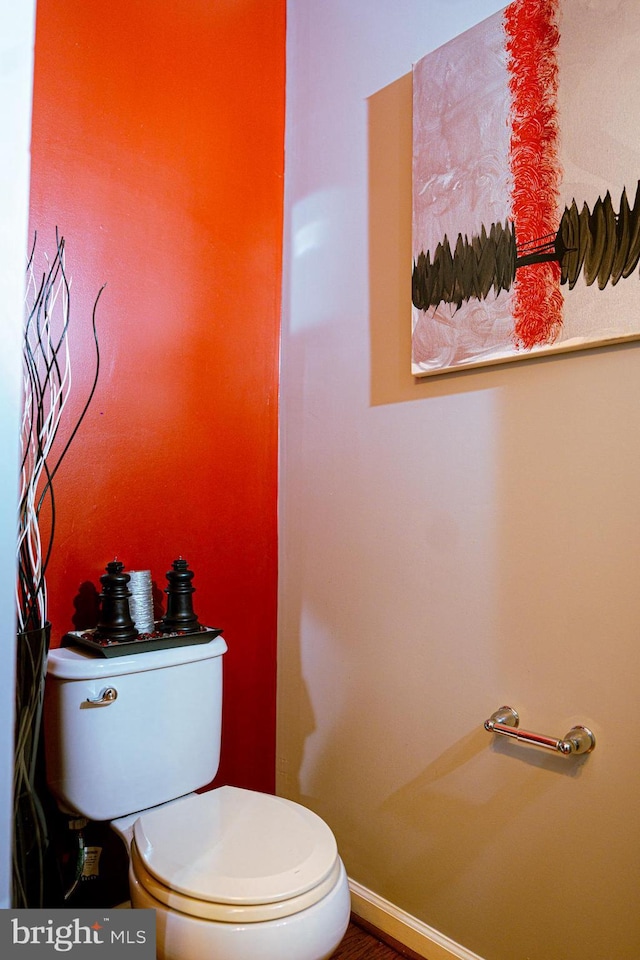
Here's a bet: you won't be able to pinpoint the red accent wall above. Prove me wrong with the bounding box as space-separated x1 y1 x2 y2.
29 0 285 794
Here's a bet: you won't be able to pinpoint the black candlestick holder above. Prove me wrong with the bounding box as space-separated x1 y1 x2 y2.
161 558 201 634
95 559 138 642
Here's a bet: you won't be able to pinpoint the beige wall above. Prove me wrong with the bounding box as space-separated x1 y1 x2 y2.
278 3 640 959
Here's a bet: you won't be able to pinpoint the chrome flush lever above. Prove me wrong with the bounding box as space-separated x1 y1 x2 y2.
85 687 118 706
484 706 595 756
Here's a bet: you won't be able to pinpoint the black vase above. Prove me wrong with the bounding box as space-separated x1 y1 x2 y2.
13 621 51 908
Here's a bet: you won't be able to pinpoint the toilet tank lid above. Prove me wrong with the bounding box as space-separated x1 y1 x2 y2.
46 636 227 680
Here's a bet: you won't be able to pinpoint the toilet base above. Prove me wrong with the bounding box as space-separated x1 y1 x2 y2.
130 857 351 960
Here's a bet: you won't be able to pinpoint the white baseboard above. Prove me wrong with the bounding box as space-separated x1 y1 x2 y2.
348 879 486 960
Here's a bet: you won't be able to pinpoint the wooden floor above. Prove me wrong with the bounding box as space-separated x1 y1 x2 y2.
332 921 414 960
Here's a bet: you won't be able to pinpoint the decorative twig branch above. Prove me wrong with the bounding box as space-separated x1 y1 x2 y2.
17 231 103 633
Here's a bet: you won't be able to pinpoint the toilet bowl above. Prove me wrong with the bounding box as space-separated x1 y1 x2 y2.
44 639 351 959
114 786 351 960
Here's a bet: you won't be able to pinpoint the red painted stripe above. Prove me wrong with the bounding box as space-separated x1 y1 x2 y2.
504 0 563 349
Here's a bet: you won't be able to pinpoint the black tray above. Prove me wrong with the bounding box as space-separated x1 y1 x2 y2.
62 624 223 658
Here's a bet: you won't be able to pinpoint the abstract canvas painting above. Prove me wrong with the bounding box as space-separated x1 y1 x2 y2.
412 0 640 376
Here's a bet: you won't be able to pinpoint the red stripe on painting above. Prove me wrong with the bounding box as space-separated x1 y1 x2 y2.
504 0 563 349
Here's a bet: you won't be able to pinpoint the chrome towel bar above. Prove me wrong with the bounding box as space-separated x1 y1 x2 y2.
484 706 595 756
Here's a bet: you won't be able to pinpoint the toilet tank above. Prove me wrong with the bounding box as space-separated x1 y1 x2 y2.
44 636 227 821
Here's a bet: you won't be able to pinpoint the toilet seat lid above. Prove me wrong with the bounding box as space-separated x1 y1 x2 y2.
133 786 339 905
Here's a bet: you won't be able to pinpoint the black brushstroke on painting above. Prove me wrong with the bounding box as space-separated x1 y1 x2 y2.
412 181 640 311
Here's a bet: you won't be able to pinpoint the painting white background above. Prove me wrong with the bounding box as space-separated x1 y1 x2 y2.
557 0 640 344
412 12 515 372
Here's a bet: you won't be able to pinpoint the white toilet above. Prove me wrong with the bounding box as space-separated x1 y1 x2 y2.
44 636 351 960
